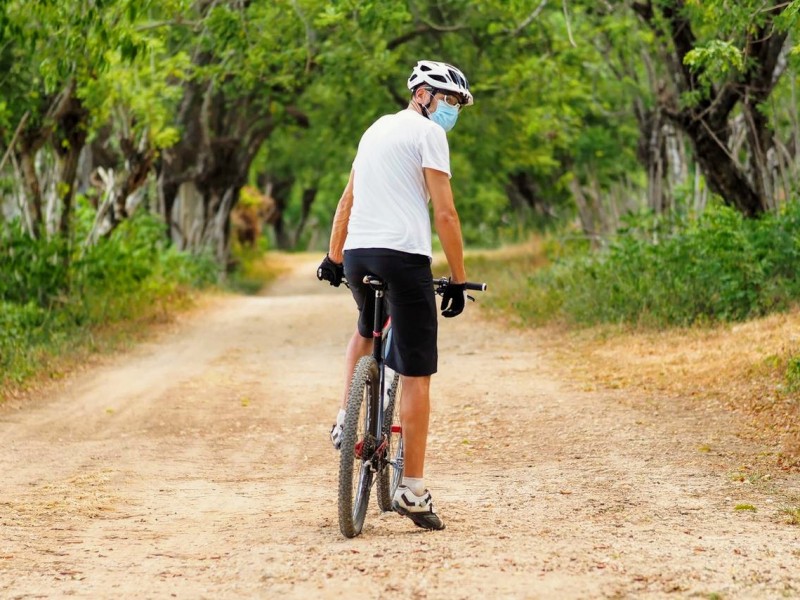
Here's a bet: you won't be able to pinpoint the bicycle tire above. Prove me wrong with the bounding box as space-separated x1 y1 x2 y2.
376 371 403 512
338 356 379 538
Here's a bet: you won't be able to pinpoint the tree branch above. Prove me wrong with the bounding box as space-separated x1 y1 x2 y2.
386 21 466 50
562 0 577 47
0 111 29 173
506 0 548 37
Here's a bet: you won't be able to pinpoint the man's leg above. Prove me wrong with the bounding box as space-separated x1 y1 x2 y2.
398 374 431 477
341 329 372 409
392 373 444 530
331 328 371 449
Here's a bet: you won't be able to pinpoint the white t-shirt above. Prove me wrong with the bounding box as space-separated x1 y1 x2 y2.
343 109 451 259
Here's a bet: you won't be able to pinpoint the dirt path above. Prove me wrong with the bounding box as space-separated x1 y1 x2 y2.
1 255 798 599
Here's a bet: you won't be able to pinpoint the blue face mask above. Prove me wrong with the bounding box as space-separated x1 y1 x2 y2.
430 100 459 132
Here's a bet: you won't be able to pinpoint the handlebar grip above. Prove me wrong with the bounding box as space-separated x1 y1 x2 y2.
433 277 487 292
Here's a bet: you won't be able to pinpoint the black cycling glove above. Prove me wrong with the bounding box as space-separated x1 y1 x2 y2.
440 279 466 318
317 254 344 287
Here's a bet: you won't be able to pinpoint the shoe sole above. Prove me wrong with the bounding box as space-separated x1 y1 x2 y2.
392 502 445 531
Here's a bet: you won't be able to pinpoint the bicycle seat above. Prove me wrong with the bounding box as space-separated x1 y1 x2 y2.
362 275 387 291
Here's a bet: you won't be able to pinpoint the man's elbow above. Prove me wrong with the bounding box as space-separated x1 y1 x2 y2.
434 209 459 228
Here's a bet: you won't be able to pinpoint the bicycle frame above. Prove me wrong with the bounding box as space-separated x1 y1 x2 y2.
363 276 393 472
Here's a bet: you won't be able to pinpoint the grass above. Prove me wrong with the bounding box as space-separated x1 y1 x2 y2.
782 506 800 525
461 241 800 471
226 244 287 294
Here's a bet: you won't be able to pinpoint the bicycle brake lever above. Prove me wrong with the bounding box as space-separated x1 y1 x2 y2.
467 294 475 302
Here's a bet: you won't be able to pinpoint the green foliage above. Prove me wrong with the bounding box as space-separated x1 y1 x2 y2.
547 202 800 326
0 213 217 387
1 223 69 305
1 0 156 125
683 40 745 97
467 201 800 328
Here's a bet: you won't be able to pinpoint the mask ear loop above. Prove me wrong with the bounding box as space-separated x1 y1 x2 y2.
416 87 434 118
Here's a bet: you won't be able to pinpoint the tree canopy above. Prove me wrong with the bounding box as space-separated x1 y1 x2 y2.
2 0 799 259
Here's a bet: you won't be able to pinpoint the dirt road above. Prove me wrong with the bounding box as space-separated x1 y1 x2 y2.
2 256 798 599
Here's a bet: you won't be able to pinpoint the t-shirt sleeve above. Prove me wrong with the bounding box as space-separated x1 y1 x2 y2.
420 125 451 178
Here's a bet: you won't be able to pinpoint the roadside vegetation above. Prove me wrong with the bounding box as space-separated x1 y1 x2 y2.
1 210 218 398
463 201 800 469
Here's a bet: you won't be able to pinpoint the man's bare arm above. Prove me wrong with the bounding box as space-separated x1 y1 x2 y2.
425 167 466 283
328 170 355 264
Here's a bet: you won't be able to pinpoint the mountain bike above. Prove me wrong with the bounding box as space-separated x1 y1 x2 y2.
338 276 487 538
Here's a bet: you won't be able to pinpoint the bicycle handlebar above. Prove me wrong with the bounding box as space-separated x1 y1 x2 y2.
432 277 488 292
346 275 488 293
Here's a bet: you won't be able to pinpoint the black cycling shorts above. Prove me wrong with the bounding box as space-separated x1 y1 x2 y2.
343 248 437 377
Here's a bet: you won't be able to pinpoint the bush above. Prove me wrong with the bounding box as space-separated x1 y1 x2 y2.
0 212 218 389
0 222 69 306
468 200 800 328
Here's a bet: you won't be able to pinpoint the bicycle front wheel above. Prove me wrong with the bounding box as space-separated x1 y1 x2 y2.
377 371 403 512
338 356 379 538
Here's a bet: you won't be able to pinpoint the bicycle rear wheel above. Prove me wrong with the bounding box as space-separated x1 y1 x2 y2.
338 356 379 538
376 371 403 512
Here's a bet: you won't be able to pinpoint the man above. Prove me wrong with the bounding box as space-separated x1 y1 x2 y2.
317 60 473 531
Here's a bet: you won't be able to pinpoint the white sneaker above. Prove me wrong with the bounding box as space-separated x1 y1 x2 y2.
391 485 445 530
330 409 346 450
330 422 343 450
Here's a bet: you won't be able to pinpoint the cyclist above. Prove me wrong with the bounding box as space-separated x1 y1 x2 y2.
317 60 473 531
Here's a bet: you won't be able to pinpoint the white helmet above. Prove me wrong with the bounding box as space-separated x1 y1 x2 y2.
407 60 473 106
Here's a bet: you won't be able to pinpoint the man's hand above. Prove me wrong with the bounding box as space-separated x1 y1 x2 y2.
440 279 466 318
317 254 344 287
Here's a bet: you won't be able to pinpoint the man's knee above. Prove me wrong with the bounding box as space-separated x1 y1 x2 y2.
400 375 431 397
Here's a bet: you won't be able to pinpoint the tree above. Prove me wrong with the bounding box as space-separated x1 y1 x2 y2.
633 0 798 217
0 0 183 244
156 0 319 263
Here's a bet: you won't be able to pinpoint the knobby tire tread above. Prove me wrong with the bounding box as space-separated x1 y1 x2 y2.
338 356 379 538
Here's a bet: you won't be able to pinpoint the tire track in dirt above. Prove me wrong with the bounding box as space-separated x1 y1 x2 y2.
1 255 798 599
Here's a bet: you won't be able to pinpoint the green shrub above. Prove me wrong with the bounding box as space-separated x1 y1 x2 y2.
467 200 800 328
0 212 218 390
539 201 800 326
0 222 69 306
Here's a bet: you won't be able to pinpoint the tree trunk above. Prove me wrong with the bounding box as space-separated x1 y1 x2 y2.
292 187 318 248
569 176 602 249
261 174 295 250
157 79 276 266
17 147 44 238
54 95 89 238
679 115 764 217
